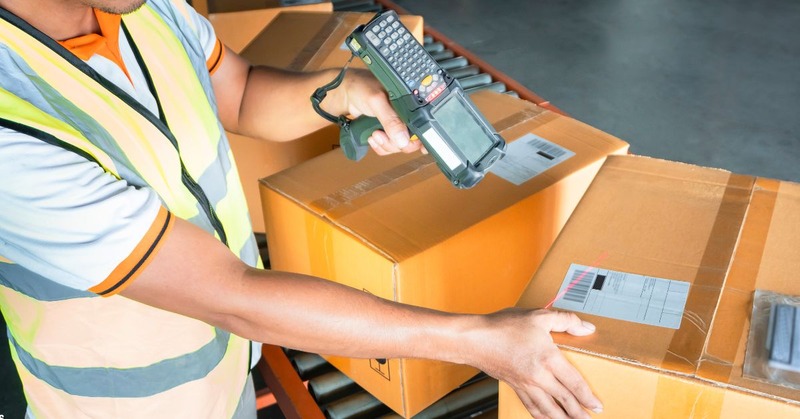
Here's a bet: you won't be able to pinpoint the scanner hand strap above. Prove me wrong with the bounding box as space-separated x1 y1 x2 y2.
310 55 355 128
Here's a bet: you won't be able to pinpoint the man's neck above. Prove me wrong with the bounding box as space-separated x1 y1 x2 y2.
0 0 99 41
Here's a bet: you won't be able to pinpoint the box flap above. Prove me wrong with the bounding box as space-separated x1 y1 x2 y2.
261 92 628 261
242 11 361 70
209 0 296 14
516 155 755 374
209 3 334 53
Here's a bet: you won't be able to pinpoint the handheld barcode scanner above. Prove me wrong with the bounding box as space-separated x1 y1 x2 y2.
311 10 506 189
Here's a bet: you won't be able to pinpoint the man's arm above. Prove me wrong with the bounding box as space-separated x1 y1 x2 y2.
122 217 603 419
211 47 421 156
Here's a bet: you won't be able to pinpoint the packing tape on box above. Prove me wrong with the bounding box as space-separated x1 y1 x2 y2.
661 173 754 374
310 156 436 215
703 178 781 386
309 107 558 216
288 13 362 72
490 107 551 133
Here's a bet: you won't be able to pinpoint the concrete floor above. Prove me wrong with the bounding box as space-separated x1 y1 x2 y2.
396 0 800 182
2 1 798 417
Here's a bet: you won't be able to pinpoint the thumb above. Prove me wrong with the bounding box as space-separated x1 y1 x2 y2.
542 311 596 337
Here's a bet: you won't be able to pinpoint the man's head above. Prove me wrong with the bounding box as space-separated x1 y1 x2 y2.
78 0 147 15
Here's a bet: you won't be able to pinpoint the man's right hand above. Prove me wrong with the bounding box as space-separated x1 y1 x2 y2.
470 309 603 419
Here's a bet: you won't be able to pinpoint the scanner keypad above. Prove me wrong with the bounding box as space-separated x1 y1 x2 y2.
366 14 446 103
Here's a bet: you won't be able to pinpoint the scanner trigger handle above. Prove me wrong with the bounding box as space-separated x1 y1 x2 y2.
339 116 382 161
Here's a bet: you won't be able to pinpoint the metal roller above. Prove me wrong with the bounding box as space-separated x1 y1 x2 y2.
457 73 493 90
468 407 499 419
423 41 445 53
289 352 331 379
448 65 480 80
429 49 455 61
374 377 498 419
308 371 360 405
437 56 469 71
323 391 390 419
411 377 498 419
331 0 380 12
465 81 508 95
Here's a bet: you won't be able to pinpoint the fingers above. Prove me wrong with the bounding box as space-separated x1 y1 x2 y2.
549 354 603 416
540 310 596 337
521 386 569 419
366 130 398 156
342 69 423 156
366 94 416 153
517 366 599 418
367 130 424 156
532 310 603 416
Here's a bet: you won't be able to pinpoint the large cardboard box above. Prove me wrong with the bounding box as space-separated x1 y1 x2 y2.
218 11 423 232
259 91 629 416
499 155 800 418
209 2 333 53
241 11 424 71
209 0 329 14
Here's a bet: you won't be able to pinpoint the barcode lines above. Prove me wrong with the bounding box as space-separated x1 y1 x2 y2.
528 138 568 159
563 270 595 304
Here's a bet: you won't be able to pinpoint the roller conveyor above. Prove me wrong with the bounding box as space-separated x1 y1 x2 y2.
255 349 499 419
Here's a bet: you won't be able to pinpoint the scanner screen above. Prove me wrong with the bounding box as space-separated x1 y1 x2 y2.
432 94 493 164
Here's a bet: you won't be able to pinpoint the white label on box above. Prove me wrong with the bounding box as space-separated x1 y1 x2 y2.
553 264 690 329
489 133 574 185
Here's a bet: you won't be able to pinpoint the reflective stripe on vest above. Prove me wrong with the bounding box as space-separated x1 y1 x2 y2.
0 0 258 415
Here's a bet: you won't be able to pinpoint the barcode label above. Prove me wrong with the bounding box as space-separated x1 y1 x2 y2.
527 137 568 160
553 264 690 329
562 269 596 304
489 133 574 185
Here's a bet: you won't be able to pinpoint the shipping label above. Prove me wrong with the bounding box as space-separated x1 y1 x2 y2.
489 133 574 185
553 264 690 329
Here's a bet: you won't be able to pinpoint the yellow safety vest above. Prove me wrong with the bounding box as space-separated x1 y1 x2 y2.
0 0 259 416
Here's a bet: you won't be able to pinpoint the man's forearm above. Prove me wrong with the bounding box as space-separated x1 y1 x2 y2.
223 267 485 365
122 218 482 366
230 66 342 141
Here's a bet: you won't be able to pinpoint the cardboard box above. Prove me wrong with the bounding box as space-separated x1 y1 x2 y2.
259 91 629 416
217 11 423 232
209 0 328 14
499 155 800 418
191 0 209 17
241 11 424 71
209 2 333 53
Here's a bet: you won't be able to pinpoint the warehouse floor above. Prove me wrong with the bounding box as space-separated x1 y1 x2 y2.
2 0 798 417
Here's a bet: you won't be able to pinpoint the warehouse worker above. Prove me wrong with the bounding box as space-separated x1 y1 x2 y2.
0 0 602 418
